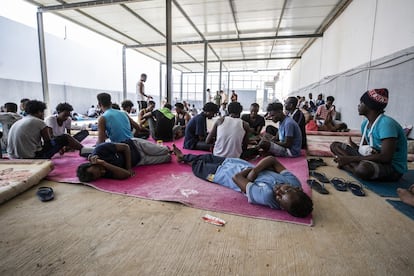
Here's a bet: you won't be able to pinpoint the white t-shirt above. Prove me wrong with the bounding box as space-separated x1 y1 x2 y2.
45 115 72 136
87 107 97 117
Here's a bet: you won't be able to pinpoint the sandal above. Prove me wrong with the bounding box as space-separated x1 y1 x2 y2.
36 187 54 202
330 177 348 192
307 179 329 194
310 171 330 183
307 158 327 170
346 181 365 196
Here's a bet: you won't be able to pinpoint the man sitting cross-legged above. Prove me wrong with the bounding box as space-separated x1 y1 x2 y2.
330 89 407 181
206 101 250 158
184 102 218 151
77 138 172 182
314 96 348 132
45 102 89 146
258 102 302 157
172 144 313 218
241 102 266 138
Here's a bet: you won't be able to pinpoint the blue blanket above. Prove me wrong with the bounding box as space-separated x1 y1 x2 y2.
386 199 414 221
353 170 414 198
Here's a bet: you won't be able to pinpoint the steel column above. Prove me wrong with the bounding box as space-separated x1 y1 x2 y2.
122 46 127 100
36 11 50 113
203 42 208 105
166 0 172 104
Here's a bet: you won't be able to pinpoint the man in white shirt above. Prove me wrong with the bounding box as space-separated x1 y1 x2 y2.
136 73 152 111
45 102 89 143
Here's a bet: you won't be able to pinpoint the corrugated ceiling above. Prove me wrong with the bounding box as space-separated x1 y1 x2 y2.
26 0 351 73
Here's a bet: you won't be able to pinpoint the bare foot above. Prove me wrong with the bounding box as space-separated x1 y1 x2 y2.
172 144 184 162
166 146 174 154
397 188 414 207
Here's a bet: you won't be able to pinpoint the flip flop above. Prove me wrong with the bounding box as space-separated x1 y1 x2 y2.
330 177 348 192
346 181 365 196
307 179 329 194
307 158 327 170
310 171 330 183
36 187 54 202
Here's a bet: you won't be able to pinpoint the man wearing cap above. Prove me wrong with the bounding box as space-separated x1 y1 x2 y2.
330 88 407 181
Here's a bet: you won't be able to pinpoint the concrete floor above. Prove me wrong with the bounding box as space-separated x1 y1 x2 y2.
0 157 413 275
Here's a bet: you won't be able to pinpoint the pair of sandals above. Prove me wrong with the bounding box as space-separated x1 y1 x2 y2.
331 177 365 196
307 158 327 170
307 172 365 196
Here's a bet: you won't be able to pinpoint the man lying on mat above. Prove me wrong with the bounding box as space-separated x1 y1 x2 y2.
172 145 313 218
77 138 171 182
330 89 407 182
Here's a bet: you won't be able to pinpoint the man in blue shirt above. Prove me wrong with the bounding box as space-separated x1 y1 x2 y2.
184 102 218 151
96 93 142 144
172 145 313 218
330 88 407 181
258 102 302 157
284 96 307 149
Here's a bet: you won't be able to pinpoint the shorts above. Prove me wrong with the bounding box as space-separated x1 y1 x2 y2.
268 142 292 157
138 100 147 110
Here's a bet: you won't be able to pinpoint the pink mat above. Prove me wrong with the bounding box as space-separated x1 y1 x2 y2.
306 134 359 158
307 142 335 157
47 137 313 226
306 129 361 136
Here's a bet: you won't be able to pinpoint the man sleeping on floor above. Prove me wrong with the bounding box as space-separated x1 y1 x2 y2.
172 145 313 218
76 138 171 182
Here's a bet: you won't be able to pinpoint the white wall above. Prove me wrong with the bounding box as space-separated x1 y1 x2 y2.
289 0 414 91
286 0 414 131
0 17 40 83
0 15 161 108
372 0 414 59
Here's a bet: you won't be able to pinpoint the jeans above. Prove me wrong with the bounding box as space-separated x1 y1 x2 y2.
183 154 226 180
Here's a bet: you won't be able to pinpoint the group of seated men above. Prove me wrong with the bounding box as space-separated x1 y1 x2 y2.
3 87 413 215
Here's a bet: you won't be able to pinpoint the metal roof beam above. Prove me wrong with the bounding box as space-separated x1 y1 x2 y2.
172 0 222 66
38 0 141 12
175 56 300 64
126 34 322 48
267 0 287 68
181 68 290 74
121 3 199 63
229 0 246 61
290 0 352 69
